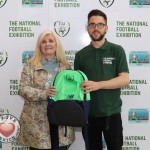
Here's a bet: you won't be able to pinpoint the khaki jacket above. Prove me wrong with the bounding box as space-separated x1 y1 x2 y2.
17 62 75 149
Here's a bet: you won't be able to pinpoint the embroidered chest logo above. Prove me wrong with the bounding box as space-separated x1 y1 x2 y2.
103 57 115 64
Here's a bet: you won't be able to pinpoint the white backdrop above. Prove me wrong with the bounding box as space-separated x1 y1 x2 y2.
0 0 150 150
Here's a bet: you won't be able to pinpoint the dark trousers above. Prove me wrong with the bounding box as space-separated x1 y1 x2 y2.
30 125 69 150
88 113 123 150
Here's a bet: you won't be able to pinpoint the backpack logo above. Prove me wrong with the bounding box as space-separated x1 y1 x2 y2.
67 94 74 99
66 74 74 82
99 0 114 8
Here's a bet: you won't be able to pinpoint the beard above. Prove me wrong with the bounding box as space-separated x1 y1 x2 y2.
89 31 106 41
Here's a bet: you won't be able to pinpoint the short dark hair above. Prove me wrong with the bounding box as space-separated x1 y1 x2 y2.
88 9 107 24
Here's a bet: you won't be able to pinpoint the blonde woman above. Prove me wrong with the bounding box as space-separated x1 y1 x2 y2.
17 30 75 150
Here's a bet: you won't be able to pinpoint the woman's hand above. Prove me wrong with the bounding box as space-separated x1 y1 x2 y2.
46 86 57 97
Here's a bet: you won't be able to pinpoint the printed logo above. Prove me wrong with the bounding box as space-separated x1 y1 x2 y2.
54 0 80 8
22 0 43 7
22 51 34 65
130 0 150 7
0 114 20 143
10 80 19 96
65 50 77 69
54 21 70 37
128 109 149 123
12 142 30 149
0 51 8 67
0 0 7 8
0 108 9 115
129 51 150 66
99 0 114 8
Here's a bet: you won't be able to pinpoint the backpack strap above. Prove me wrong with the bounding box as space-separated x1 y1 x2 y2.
52 70 61 86
76 70 87 101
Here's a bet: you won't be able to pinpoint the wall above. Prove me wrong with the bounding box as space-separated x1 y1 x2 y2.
0 0 150 150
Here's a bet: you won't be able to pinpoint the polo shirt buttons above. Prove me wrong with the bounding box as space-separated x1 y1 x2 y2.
96 52 100 61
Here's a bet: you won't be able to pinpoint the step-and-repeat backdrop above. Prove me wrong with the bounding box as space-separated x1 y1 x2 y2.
0 0 150 150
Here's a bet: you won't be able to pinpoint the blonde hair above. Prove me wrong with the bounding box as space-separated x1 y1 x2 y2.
29 30 70 68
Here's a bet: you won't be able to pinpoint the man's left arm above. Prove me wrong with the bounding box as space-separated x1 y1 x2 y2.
82 72 129 92
97 72 129 89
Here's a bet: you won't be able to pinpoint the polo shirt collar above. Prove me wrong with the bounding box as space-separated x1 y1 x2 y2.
90 38 109 51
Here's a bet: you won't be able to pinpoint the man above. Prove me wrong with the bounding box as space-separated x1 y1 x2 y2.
74 9 129 150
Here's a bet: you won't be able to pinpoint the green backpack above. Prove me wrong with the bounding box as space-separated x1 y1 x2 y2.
52 69 90 101
47 69 91 127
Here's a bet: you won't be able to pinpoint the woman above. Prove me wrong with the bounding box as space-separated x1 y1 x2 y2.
17 30 75 150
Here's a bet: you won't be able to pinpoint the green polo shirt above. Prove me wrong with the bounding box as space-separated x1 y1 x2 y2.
74 40 129 117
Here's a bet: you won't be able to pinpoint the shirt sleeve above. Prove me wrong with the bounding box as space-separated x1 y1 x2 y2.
116 46 129 74
74 51 82 71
